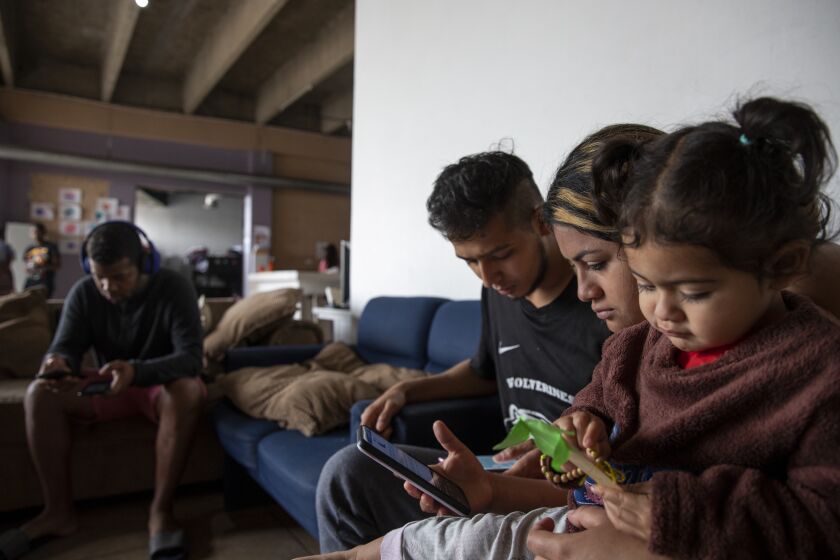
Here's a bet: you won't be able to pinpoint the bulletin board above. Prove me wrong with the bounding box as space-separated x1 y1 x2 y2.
28 173 111 254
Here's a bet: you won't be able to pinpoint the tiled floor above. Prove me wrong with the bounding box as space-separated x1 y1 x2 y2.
0 484 319 559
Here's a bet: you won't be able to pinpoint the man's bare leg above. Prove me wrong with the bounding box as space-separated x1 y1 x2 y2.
21 379 95 539
148 377 203 536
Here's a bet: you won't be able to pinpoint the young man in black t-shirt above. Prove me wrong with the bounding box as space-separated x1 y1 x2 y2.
315 152 610 552
6 222 203 560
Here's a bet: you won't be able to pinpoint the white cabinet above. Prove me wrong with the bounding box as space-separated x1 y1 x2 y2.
312 306 356 344
246 270 340 321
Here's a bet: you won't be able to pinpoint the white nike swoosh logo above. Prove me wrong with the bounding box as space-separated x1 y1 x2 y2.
498 344 520 355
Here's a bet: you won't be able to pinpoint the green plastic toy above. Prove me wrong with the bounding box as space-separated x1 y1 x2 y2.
493 418 620 489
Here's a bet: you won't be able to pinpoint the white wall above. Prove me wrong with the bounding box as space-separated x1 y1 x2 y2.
351 0 840 311
135 191 244 259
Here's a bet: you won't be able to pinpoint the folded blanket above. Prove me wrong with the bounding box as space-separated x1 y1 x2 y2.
217 342 428 436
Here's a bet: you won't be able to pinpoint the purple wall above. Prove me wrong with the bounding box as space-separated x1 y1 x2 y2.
1 122 276 298
0 121 10 230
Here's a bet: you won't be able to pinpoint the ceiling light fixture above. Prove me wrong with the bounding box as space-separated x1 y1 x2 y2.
135 0 149 8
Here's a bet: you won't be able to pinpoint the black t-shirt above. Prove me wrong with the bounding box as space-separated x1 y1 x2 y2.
24 241 59 282
48 268 203 386
470 280 611 429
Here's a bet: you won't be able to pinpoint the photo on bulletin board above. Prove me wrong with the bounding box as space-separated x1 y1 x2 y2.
116 205 131 220
59 188 83 204
94 210 110 224
60 203 83 221
96 197 119 215
31 202 55 221
58 239 82 255
59 221 82 237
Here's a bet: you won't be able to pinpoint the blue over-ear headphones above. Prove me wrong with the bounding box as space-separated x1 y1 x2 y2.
80 221 161 275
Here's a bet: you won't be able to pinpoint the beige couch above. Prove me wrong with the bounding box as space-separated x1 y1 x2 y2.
0 289 321 512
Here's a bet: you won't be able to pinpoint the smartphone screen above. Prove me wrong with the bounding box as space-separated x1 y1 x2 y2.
476 455 518 472
356 425 470 516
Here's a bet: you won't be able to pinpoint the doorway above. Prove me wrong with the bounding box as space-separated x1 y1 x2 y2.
134 188 245 297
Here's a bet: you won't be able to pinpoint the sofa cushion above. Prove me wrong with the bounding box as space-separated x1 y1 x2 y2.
0 290 52 379
255 428 348 536
425 300 482 373
203 288 302 362
212 399 280 473
355 297 447 368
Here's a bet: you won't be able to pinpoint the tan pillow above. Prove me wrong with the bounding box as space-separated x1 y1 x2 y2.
218 343 428 436
268 372 380 436
198 296 239 335
0 290 51 379
261 320 324 347
203 288 302 362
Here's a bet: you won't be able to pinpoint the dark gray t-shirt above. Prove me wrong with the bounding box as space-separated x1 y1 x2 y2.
48 268 203 386
470 281 611 429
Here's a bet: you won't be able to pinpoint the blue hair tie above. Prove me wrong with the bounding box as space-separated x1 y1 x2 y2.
739 133 751 146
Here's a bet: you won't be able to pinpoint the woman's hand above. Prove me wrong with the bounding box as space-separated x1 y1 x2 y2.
527 506 667 560
593 482 654 542
402 420 494 515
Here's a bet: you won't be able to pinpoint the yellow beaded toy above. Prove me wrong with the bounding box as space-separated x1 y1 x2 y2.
493 418 625 489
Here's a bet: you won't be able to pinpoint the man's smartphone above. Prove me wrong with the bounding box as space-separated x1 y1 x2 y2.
476 455 517 472
77 380 111 397
356 425 470 516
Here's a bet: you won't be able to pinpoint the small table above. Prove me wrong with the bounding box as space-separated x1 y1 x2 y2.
312 306 356 344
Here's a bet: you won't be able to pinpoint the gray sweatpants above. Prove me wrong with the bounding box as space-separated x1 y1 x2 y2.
398 507 569 560
316 443 445 552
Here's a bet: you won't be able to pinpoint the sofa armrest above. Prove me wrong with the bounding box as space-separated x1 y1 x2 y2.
350 396 505 455
224 344 324 372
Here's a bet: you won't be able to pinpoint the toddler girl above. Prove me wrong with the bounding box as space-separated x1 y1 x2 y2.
551 96 840 559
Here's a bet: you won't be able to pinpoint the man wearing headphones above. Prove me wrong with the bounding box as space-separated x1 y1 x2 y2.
11 222 203 560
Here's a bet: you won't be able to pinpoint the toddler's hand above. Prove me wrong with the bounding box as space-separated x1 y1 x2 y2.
554 411 611 461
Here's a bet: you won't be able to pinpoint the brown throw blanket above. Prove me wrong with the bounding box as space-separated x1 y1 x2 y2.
217 342 428 436
568 292 840 559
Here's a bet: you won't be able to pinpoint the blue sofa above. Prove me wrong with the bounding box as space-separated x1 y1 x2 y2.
212 296 506 538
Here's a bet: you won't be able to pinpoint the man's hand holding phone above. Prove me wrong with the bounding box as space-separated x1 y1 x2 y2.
96 360 135 396
36 354 82 393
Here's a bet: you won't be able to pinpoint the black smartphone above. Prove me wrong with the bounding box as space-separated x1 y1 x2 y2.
356 425 471 516
77 380 111 397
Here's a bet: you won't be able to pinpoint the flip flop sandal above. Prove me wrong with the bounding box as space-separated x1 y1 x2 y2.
0 528 33 560
149 529 187 560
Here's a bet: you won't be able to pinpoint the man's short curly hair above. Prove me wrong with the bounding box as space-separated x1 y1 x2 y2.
86 222 144 268
427 151 542 241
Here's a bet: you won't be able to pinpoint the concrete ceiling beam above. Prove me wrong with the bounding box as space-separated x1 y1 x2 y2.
182 0 289 114
101 0 140 101
0 0 16 87
320 88 353 134
255 3 354 125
